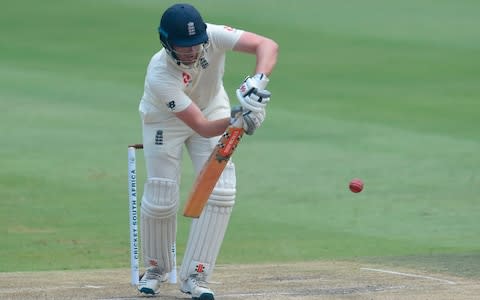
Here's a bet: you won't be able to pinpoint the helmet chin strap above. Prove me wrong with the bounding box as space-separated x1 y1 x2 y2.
168 42 209 70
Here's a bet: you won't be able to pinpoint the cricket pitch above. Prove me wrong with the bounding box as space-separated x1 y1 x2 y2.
1 261 479 299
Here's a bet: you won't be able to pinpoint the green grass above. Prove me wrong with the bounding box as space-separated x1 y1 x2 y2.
1 0 479 278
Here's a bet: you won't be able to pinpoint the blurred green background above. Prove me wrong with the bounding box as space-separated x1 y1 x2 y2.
1 0 479 278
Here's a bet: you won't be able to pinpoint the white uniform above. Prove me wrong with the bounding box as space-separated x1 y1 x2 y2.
137 24 243 282
139 23 243 178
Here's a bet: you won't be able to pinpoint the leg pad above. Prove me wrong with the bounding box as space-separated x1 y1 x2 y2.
141 178 178 273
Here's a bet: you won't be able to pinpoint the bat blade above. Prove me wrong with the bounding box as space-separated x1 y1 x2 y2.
183 125 244 218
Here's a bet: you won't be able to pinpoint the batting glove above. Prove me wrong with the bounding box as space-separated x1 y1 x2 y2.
236 73 271 113
230 105 266 135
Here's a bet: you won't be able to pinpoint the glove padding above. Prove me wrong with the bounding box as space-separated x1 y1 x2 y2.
242 109 265 135
236 73 271 113
231 105 266 135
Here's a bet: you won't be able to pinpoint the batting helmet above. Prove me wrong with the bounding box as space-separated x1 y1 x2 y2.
158 4 208 57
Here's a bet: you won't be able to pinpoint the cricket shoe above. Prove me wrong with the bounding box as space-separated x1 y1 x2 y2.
180 275 215 300
138 267 167 295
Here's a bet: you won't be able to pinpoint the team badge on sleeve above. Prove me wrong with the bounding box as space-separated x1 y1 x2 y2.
167 100 176 111
223 25 236 32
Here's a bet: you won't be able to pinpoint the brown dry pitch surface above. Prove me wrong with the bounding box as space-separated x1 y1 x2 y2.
1 261 479 299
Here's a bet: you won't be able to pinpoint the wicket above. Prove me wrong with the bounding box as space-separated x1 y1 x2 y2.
127 144 177 285
127 145 141 285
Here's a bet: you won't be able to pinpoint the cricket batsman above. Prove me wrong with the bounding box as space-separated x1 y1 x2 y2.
136 3 278 299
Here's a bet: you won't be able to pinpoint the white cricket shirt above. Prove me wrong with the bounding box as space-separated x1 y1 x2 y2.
140 23 244 116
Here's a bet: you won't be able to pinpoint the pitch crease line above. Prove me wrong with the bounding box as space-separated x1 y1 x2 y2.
361 267 457 285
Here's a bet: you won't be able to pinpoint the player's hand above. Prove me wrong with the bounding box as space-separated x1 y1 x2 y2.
236 73 271 113
242 109 265 135
230 105 243 120
230 105 265 135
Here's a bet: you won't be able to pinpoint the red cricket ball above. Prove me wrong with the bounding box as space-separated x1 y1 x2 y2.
349 178 364 193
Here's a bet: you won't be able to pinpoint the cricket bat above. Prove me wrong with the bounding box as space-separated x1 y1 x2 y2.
183 118 244 218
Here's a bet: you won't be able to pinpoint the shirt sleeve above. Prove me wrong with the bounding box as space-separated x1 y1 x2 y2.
207 23 244 51
146 68 192 113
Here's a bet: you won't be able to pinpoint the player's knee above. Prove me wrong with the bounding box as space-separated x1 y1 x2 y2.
142 177 179 218
209 161 236 206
